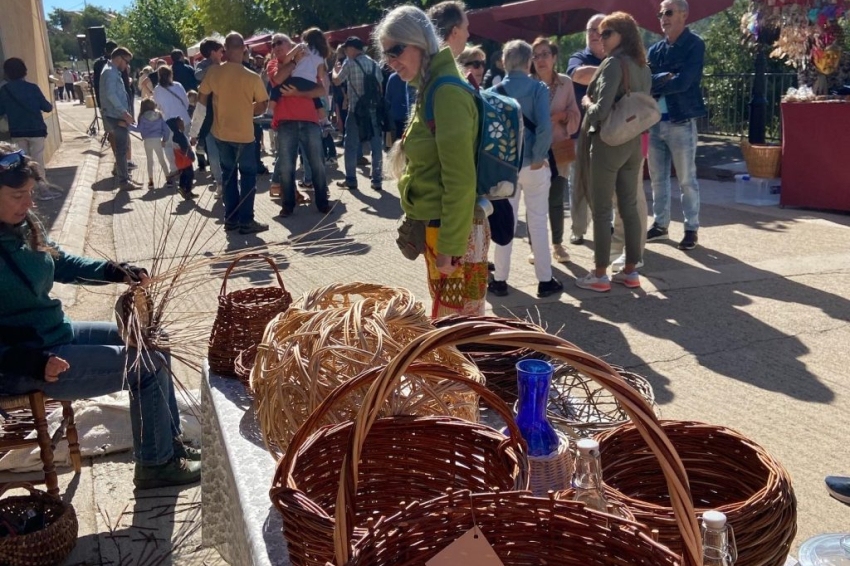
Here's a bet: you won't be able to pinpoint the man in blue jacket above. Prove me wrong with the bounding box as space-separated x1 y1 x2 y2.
99 47 139 189
171 49 198 93
646 0 706 251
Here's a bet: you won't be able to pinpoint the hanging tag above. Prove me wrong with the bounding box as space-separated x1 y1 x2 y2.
426 526 505 566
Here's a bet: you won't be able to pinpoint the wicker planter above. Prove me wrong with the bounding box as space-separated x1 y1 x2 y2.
0 483 78 566
597 420 797 566
741 139 782 178
270 363 528 566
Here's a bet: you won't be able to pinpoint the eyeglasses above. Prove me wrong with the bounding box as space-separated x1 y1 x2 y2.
382 43 407 60
600 30 616 39
464 60 485 69
0 150 25 172
586 27 600 34
657 9 677 19
272 40 286 47
532 51 552 60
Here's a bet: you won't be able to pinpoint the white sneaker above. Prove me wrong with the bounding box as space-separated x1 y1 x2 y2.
575 273 611 293
527 253 535 265
214 183 222 198
611 253 645 273
552 244 571 264
611 270 641 289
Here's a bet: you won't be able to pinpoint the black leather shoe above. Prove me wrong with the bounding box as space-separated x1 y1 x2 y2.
487 280 508 297
569 234 584 245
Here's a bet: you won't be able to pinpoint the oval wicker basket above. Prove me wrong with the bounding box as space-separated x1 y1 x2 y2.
741 139 782 178
269 363 528 566
252 283 484 456
597 420 797 566
331 321 702 566
346 491 674 566
0 483 78 566
208 254 293 377
432 315 548 402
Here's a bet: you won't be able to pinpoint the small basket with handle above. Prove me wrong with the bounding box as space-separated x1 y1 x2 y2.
208 254 292 377
0 482 78 566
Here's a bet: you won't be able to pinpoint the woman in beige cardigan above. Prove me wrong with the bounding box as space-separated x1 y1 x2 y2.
530 37 581 265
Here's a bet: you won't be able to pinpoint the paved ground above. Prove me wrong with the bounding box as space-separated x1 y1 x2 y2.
12 100 850 563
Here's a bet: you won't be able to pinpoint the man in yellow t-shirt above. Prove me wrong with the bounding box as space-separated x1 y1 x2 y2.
194 32 269 234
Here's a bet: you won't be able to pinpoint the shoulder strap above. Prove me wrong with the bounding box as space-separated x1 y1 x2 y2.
618 57 632 95
0 243 37 296
162 85 189 110
423 76 475 133
495 84 537 133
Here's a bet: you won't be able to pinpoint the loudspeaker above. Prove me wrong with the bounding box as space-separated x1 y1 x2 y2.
87 26 107 59
76 34 90 60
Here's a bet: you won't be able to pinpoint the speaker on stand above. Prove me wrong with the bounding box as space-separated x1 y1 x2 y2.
76 29 103 138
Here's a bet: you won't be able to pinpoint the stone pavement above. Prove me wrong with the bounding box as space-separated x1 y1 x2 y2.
26 100 850 563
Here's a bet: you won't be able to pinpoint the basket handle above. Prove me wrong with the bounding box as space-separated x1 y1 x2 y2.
218 253 286 297
273 362 528 494
0 481 51 500
332 321 702 566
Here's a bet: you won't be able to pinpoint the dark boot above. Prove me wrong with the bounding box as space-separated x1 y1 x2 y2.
133 457 201 490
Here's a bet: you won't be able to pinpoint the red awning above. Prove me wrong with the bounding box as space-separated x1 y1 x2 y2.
245 33 273 56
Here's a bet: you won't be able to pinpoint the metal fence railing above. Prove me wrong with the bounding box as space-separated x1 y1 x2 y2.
697 73 797 141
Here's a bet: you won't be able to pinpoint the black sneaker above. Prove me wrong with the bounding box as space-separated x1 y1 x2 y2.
537 277 564 298
277 207 293 218
487 280 508 297
371 183 382 191
178 187 197 200
357 157 369 166
317 204 331 214
569 234 584 245
133 457 201 490
647 223 669 241
224 222 239 231
336 180 357 190
678 230 698 250
173 439 201 462
826 476 850 505
239 221 269 234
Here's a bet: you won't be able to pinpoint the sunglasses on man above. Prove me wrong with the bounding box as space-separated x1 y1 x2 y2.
657 9 677 18
464 60 485 69
382 43 407 60
0 150 25 172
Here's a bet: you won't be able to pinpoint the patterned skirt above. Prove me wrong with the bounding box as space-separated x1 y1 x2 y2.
425 217 490 318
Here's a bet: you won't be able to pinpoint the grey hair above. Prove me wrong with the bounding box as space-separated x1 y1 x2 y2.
457 44 486 66
502 40 532 73
665 0 689 13
271 33 292 46
587 13 606 27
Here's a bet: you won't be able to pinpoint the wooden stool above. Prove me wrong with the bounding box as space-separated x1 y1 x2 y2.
0 392 82 496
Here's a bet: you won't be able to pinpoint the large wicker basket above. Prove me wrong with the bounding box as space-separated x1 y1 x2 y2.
346 491 678 566
208 254 292 377
330 321 703 566
597 420 797 566
741 139 782 178
269 363 528 566
0 483 78 566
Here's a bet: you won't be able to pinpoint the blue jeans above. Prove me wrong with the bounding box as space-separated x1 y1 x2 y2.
204 131 222 185
300 144 312 185
648 119 700 232
216 138 258 226
0 322 180 466
276 121 329 212
343 112 382 186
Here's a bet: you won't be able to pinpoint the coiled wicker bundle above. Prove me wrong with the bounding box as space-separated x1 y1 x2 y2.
597 420 797 566
346 491 678 566
330 321 702 566
432 315 547 401
270 363 528 566
251 283 484 456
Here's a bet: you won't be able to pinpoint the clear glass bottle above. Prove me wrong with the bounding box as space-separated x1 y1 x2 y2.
571 438 608 513
701 510 737 566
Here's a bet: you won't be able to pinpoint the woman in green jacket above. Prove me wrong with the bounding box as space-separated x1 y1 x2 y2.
0 144 200 490
376 5 488 316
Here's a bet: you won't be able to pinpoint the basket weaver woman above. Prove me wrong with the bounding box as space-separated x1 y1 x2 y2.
378 5 489 317
0 143 200 490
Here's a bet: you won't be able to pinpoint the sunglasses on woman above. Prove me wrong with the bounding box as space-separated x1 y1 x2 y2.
657 9 676 18
0 150 25 172
464 60 485 69
382 43 408 60
600 30 616 39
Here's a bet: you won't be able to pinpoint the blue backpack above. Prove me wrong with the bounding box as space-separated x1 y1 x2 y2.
424 76 524 200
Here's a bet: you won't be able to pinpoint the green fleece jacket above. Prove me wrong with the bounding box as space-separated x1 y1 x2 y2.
0 219 118 377
399 47 478 257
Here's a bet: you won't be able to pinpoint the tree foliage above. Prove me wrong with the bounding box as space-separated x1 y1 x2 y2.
46 5 114 64
110 0 188 60
186 0 275 40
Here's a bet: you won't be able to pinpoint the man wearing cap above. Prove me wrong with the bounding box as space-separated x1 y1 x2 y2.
332 36 384 191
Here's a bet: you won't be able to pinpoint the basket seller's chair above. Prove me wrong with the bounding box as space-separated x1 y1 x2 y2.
0 391 82 496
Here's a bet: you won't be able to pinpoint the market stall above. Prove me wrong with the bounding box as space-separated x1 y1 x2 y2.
743 0 850 212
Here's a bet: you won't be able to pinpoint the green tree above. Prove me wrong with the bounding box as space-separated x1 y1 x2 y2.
46 4 114 64
187 0 274 40
111 0 188 60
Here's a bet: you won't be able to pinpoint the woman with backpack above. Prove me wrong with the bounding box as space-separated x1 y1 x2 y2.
377 5 489 317
575 12 651 292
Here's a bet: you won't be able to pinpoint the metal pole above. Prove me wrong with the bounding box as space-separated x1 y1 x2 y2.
748 45 767 144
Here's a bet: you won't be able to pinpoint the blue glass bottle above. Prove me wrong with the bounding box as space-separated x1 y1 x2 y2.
508 359 560 457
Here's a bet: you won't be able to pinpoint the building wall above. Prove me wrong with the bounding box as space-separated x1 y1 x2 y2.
0 0 62 160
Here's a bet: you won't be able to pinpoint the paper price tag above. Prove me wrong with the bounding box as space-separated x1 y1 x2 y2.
426 526 506 566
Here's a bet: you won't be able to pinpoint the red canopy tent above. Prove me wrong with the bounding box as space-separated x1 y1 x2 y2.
326 0 733 44
245 33 273 56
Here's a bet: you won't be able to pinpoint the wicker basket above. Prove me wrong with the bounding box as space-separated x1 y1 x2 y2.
252 283 484 456
233 345 257 383
269 363 528 566
329 321 702 566
547 363 660 438
526 431 573 496
0 483 78 566
346 491 675 566
741 139 782 178
432 315 548 402
208 254 293 377
597 420 797 566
